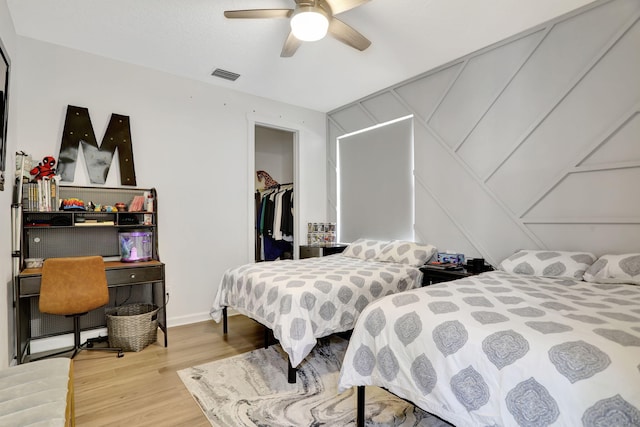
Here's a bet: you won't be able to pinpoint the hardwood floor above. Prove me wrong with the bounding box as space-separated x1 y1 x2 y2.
72 315 264 426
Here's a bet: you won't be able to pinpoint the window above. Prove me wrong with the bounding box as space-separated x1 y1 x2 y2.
337 116 414 243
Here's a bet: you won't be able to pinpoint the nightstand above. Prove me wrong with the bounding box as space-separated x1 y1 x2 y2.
299 244 348 259
420 264 493 286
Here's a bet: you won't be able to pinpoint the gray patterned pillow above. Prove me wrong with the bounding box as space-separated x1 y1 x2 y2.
341 238 388 261
499 250 596 279
583 253 640 285
374 240 437 267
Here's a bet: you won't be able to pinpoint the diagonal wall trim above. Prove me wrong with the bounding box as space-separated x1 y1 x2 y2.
520 102 640 218
414 115 546 250
327 116 347 134
413 173 494 264
340 50 549 252
424 60 468 123
327 198 337 216
355 102 379 124
453 28 551 153
576 108 640 168
356 101 385 129
328 0 640 262
326 156 337 171
364 82 545 255
345 58 465 121
389 88 416 121
483 11 640 184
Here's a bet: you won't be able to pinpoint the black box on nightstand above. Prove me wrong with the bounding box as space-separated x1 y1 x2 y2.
299 244 347 259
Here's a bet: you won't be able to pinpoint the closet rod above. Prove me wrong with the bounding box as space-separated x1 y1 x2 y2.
256 182 294 193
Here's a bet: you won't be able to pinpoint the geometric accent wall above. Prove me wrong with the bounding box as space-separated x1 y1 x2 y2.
327 0 640 265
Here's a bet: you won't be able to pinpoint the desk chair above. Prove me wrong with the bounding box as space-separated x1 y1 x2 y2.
35 256 124 360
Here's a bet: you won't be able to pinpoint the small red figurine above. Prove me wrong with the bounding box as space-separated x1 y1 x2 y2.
30 156 57 181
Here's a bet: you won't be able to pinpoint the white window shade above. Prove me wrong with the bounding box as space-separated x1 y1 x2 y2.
338 116 414 243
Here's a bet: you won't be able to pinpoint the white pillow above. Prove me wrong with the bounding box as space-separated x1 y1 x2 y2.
499 250 596 279
341 239 388 261
374 240 437 267
583 253 640 285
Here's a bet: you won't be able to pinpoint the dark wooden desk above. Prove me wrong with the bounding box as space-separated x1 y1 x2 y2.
15 260 167 363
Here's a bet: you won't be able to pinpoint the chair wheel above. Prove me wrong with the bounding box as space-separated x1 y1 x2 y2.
87 342 94 348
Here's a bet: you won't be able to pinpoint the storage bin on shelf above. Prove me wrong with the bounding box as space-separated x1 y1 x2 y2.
106 303 159 352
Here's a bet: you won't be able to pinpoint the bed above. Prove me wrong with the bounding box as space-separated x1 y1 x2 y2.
338 250 640 426
210 239 436 379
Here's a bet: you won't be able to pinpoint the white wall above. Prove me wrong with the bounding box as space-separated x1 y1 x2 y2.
0 0 18 368
327 0 640 265
3 35 326 365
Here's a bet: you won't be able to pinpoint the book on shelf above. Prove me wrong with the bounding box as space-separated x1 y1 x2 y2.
22 178 59 212
75 220 115 226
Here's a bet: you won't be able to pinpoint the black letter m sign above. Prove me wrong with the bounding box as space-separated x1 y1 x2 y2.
57 105 137 186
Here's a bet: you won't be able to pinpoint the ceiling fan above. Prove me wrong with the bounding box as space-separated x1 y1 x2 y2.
224 0 371 57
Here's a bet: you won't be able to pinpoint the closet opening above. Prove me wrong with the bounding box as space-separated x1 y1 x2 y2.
254 125 295 262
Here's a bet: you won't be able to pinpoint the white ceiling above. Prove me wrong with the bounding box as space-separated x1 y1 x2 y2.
7 0 595 112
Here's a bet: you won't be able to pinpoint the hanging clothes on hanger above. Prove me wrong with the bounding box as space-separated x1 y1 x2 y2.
281 188 294 237
255 183 294 261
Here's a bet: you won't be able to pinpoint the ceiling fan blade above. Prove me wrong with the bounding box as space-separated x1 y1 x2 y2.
328 18 371 51
281 32 303 57
324 0 370 15
224 9 293 19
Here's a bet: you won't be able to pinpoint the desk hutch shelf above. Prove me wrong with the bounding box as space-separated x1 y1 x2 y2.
12 185 167 364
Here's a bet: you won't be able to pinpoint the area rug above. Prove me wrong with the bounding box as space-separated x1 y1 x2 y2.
177 336 452 426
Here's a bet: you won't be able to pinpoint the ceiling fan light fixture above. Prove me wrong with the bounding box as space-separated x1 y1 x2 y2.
290 6 329 42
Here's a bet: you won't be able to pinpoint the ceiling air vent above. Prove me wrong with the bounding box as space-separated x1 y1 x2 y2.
211 68 240 81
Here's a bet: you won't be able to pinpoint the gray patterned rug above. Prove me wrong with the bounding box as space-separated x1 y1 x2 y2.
177 336 452 426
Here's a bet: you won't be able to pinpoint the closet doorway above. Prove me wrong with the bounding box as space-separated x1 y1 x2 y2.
254 125 295 262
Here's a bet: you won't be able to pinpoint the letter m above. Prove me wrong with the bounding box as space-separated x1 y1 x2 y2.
57 105 137 186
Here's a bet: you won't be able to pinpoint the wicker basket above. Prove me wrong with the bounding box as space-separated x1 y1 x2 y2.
106 303 159 352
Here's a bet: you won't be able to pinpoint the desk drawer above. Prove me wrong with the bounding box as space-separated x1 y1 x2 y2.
106 266 163 285
19 265 164 296
20 276 42 296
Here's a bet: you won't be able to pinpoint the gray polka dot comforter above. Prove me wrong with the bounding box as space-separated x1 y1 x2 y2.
210 254 422 367
338 270 640 426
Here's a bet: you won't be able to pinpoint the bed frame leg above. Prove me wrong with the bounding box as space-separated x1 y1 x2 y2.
288 358 297 384
357 386 365 427
264 326 270 348
222 307 228 334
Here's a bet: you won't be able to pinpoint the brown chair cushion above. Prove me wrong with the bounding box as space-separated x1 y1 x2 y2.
39 256 110 316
